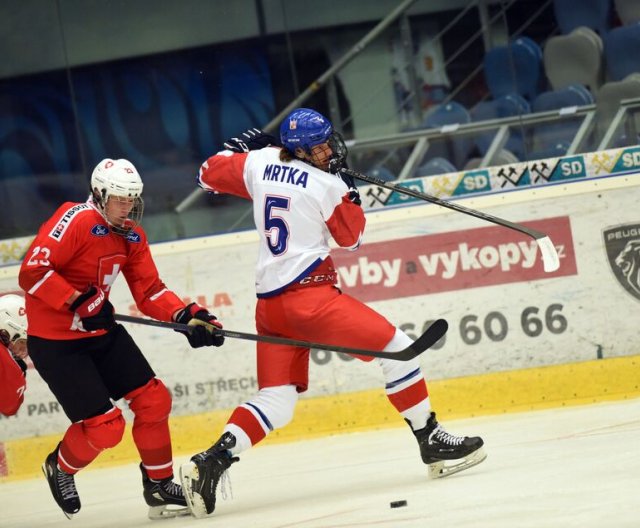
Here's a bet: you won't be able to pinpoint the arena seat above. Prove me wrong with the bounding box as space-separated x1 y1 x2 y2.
422 101 472 169
594 73 640 145
553 0 611 34
463 149 520 170
367 165 396 182
614 0 640 24
544 27 604 91
471 93 530 159
529 84 594 157
483 37 543 101
415 157 458 177
604 23 640 81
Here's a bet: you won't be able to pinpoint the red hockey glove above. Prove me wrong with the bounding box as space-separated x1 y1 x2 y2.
174 303 225 348
69 286 115 331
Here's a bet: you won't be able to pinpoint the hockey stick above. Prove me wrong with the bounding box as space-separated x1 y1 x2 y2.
343 168 560 273
114 314 447 361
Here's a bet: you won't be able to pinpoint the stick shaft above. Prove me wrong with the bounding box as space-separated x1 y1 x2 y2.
114 314 445 360
345 168 560 272
344 168 547 239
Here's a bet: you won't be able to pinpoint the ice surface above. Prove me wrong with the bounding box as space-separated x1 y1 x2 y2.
1 398 638 528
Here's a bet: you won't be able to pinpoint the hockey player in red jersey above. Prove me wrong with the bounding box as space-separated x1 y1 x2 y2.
0 294 28 417
18 158 225 520
179 109 486 518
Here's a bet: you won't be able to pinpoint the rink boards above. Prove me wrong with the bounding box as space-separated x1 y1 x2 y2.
1 166 640 480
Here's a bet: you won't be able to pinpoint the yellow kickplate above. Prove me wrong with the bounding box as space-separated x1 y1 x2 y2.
2 355 638 481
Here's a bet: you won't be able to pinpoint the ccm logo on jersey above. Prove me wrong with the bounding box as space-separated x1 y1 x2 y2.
91 224 109 237
48 204 90 241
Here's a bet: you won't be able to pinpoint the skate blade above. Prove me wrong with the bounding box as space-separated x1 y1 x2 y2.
148 505 191 520
427 447 487 479
179 462 209 519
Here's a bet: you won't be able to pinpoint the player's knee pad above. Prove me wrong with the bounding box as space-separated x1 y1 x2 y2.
126 378 172 423
383 327 414 352
249 385 298 430
82 407 125 450
378 329 421 381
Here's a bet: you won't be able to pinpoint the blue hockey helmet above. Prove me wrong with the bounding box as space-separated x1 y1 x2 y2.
279 108 348 172
279 108 333 153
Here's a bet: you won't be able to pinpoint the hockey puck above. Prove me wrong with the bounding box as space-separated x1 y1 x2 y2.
390 500 408 508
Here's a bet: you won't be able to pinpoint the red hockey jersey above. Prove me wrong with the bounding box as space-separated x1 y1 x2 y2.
0 343 26 416
19 199 185 340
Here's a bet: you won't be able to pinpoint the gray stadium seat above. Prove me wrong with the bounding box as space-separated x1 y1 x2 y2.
614 0 640 24
544 27 604 91
594 73 640 145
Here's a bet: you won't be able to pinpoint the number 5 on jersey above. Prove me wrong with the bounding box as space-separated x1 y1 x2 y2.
264 195 290 255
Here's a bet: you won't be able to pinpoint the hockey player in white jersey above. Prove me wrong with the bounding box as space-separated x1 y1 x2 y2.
180 108 486 518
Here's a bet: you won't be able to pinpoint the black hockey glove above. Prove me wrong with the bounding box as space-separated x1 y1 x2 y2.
339 171 361 206
223 128 280 153
69 286 115 331
174 302 225 348
14 356 27 376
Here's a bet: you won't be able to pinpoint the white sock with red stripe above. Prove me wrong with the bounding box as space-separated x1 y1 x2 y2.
379 329 432 430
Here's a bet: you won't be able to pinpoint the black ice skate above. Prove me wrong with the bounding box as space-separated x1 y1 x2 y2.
42 444 81 519
140 463 189 520
179 432 239 519
412 412 486 478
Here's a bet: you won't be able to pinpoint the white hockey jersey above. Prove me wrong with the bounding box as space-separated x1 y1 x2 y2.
197 147 365 297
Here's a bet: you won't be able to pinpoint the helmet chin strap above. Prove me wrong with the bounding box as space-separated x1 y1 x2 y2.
90 193 113 225
90 192 142 236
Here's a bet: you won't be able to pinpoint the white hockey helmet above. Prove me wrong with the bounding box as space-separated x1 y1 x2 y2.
0 294 27 345
90 158 144 236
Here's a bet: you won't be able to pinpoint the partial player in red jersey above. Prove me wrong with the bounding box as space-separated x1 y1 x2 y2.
0 294 28 417
179 110 486 519
18 158 225 520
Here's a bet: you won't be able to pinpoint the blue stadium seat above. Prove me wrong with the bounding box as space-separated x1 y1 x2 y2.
533 84 594 110
604 23 640 81
415 157 458 177
471 93 531 158
422 101 472 168
553 0 611 35
483 37 543 101
529 84 594 159
367 166 396 182
423 101 471 128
